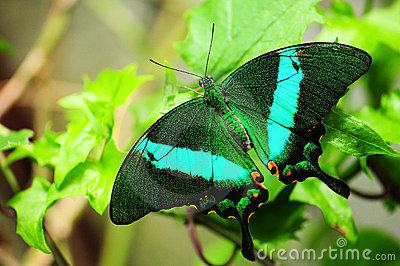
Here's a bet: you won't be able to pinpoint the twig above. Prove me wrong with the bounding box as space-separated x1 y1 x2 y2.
0 0 79 118
44 226 71 266
158 211 276 265
187 209 238 266
0 152 21 193
350 187 387 199
191 214 276 266
368 156 400 204
0 202 15 218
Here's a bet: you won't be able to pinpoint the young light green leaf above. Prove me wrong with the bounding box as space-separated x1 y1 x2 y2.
47 138 125 214
88 138 125 213
7 177 51 253
322 109 400 157
290 178 357 242
0 126 33 151
54 65 151 187
82 64 153 109
175 0 323 82
7 126 61 167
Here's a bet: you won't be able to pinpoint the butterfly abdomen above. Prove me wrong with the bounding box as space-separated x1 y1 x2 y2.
204 85 252 151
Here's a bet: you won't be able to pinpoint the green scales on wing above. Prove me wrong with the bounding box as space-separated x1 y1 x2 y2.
110 42 372 261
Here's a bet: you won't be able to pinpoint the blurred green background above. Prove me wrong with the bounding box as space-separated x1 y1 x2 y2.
0 0 399 265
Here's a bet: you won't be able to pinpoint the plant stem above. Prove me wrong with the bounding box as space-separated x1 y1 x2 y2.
0 0 79 118
350 187 387 199
44 227 71 266
193 214 276 266
0 152 21 193
159 211 276 265
187 209 239 266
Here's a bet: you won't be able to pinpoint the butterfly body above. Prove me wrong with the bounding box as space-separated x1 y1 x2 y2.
110 42 372 261
202 76 253 151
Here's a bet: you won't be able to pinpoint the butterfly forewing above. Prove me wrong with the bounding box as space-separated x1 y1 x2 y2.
110 98 266 225
221 43 371 198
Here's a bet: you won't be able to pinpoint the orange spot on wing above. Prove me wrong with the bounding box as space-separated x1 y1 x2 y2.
258 202 265 208
251 171 261 180
228 216 236 219
251 171 267 190
253 193 259 198
248 212 255 223
208 210 216 214
287 171 291 176
318 155 321 162
267 161 280 180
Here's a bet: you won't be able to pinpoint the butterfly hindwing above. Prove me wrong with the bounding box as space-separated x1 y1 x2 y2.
221 43 371 198
110 97 268 224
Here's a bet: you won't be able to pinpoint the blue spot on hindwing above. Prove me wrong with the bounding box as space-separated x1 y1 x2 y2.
267 50 303 160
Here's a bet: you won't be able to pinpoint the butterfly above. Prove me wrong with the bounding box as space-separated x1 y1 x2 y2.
109 27 371 261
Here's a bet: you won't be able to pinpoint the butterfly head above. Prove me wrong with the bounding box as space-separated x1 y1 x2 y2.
199 75 214 91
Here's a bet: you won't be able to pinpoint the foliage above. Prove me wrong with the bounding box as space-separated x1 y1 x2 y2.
1 0 400 265
6 65 151 252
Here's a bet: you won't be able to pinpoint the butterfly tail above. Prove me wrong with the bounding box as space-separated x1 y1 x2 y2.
315 168 350 199
239 219 256 261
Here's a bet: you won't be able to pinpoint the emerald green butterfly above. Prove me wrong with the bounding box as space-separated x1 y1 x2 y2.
110 33 371 260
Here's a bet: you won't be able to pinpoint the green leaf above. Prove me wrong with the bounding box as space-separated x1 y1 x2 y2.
251 187 306 245
175 0 323 82
82 64 153 109
322 109 400 157
356 107 400 146
88 138 126 213
316 1 400 107
0 126 33 151
290 178 357 242
356 91 400 146
7 126 61 167
54 64 151 186
48 138 125 214
317 0 400 54
364 44 400 108
7 177 52 253
322 228 400 266
359 156 374 180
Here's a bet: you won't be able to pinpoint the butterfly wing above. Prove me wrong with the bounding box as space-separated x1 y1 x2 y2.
110 97 268 260
221 43 372 198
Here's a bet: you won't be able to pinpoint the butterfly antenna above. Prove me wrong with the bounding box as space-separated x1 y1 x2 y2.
204 23 215 77
149 59 202 78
